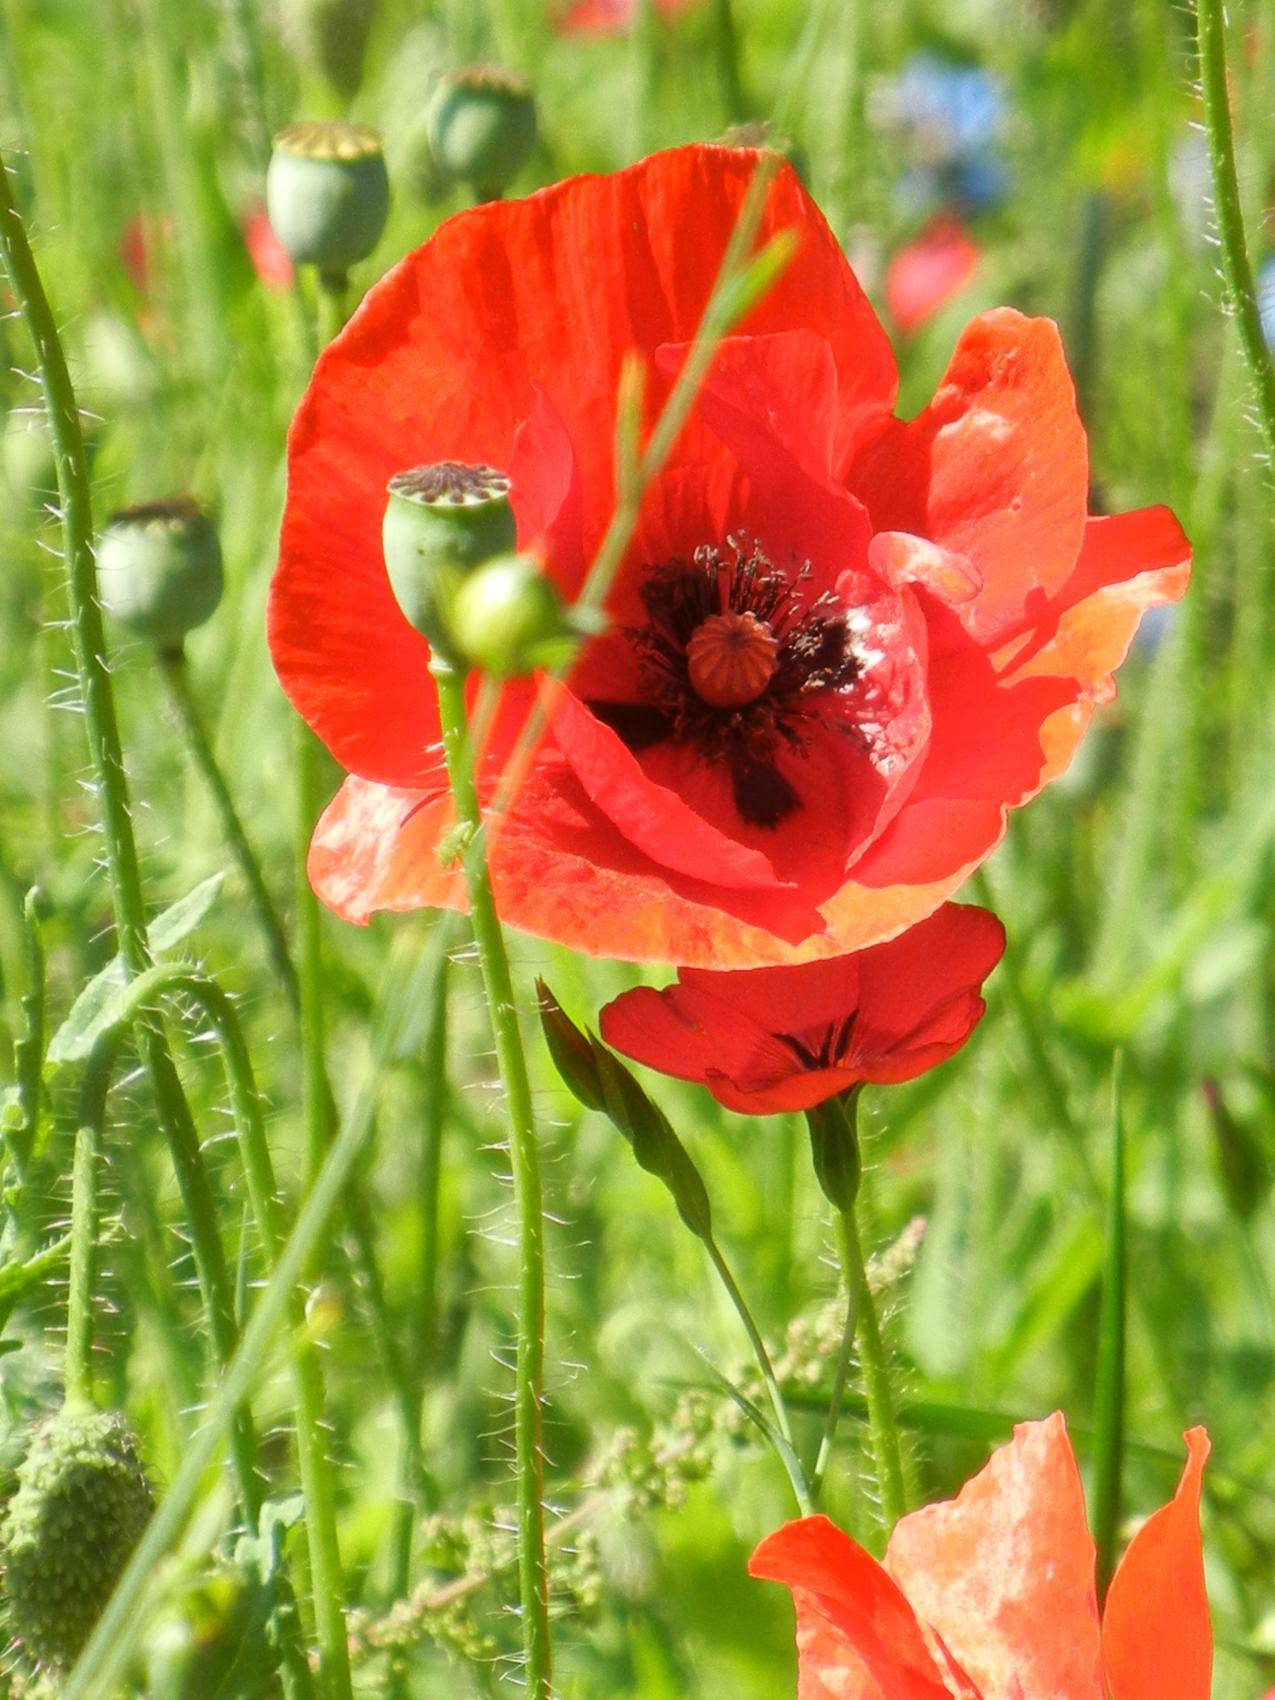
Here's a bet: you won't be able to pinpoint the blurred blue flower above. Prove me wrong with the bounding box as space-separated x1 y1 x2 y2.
880 52 1009 215
1258 256 1275 349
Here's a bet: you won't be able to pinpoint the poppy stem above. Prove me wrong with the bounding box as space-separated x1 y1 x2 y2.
157 647 300 1009
1195 0 1275 471
702 1236 813 1515
63 1117 102 1413
430 657 553 1699
808 1213 858 1506
838 1201 908 1533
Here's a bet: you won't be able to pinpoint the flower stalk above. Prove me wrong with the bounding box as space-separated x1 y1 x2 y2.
430 656 552 1698
1195 0 1275 470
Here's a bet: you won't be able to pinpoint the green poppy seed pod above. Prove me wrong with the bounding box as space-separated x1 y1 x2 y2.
97 497 223 655
382 462 516 657
425 65 538 200
448 552 574 680
266 121 389 274
1 1408 154 1668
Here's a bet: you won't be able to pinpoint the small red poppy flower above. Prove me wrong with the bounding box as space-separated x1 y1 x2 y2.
885 215 980 334
269 145 1189 968
598 902 1003 1113
557 0 698 34
751 1414 1212 1700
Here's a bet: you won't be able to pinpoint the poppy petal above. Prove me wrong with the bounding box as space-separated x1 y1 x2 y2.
884 1413 1104 1700
751 1517 953 1700
849 309 1088 645
1102 1429 1212 1700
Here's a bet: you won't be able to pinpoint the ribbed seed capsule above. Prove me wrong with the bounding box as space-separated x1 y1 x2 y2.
382 461 516 658
2 1409 154 1669
266 120 390 274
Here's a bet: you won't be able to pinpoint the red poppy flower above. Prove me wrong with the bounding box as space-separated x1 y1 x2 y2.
598 902 1002 1112
557 0 698 34
885 215 980 334
269 145 1190 968
751 1414 1211 1700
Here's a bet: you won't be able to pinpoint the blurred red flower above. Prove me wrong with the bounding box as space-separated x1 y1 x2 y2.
599 902 1002 1112
243 205 294 293
886 215 980 334
557 0 698 34
752 1415 1212 1700
269 145 1189 967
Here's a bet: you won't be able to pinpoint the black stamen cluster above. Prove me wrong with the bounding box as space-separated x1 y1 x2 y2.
779 1011 858 1071
592 538 860 828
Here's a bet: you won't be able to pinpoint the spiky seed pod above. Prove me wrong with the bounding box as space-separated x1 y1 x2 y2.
282 0 378 105
425 65 538 200
382 461 516 659
266 121 390 275
2 1408 154 1669
96 496 223 655
448 552 575 679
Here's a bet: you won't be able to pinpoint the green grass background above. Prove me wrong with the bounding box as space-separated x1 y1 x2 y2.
1 0 1274 1693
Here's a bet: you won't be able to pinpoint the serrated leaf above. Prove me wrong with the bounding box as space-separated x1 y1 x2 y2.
47 873 225 1065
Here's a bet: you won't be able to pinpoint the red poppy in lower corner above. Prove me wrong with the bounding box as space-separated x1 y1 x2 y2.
270 144 1190 969
751 1414 1211 1700
885 216 980 335
598 902 1003 1113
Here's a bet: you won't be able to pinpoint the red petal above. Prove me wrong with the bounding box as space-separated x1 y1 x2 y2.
995 505 1191 784
885 1413 1104 1700
1102 1429 1212 1700
850 310 1089 645
750 1516 953 1700
271 145 895 788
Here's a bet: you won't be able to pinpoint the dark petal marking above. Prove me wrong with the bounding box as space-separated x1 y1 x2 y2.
587 700 675 751
729 751 801 827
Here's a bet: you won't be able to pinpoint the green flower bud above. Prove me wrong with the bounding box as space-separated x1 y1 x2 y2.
448 551 574 679
382 461 516 656
282 0 378 105
2 1408 154 1669
266 121 390 275
97 497 223 655
426 65 538 200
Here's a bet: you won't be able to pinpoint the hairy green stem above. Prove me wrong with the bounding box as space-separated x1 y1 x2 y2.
1195 0 1275 469
63 1120 100 1411
431 660 552 1698
0 142 266 1525
839 1202 907 1531
809 1210 858 1506
159 649 300 1008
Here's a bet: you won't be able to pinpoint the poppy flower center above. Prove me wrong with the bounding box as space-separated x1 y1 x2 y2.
590 537 861 830
686 610 779 708
779 1012 858 1072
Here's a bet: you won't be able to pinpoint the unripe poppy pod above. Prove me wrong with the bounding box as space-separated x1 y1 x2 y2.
97 497 223 654
266 121 389 274
449 552 574 679
383 461 516 660
283 0 377 105
426 65 538 200
1 1408 154 1668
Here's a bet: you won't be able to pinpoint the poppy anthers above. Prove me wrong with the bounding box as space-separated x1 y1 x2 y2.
269 145 1190 968
751 1414 1212 1700
598 902 1003 1113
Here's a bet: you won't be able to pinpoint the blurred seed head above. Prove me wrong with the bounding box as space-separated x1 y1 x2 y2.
281 0 379 107
449 552 575 680
425 65 538 201
266 120 389 275
97 496 223 654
